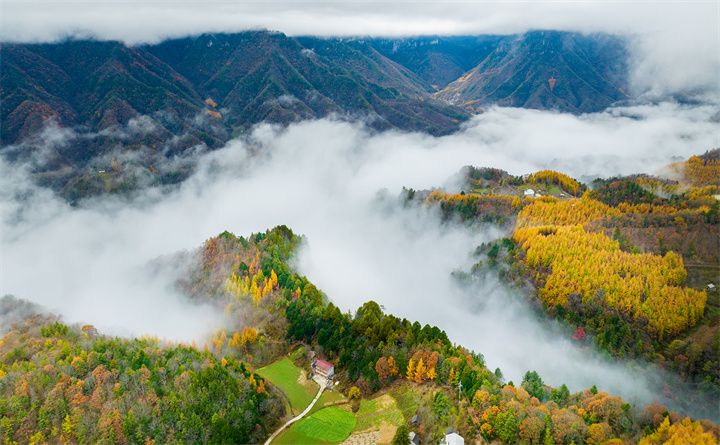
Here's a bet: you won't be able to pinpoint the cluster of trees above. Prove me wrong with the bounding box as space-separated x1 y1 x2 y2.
286 296 497 397
287 292 667 444
194 227 308 304
0 308 283 445
517 195 620 228
526 170 584 196
406 350 439 383
465 371 720 444
590 177 669 207
210 326 259 355
640 417 718 444
672 152 720 187
225 266 279 305
590 174 719 217
684 186 720 217
463 166 517 183
425 190 524 225
663 324 720 392
514 223 706 338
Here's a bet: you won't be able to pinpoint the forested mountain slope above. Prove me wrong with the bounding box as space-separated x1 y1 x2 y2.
1 30 631 201
1 31 467 150
2 219 718 444
435 31 629 113
418 156 720 414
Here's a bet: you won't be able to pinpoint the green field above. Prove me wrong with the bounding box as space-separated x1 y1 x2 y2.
257 357 318 414
276 407 356 444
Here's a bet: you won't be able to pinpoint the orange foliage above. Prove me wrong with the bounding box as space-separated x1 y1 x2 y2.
517 196 620 228
514 224 706 337
671 155 720 187
639 417 719 445
527 170 583 196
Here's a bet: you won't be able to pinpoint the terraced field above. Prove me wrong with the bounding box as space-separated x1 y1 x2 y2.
275 406 356 444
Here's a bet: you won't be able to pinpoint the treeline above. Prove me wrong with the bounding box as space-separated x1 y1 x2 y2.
0 298 284 445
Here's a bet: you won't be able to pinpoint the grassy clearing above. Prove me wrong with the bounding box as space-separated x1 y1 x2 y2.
354 394 404 432
276 406 356 445
308 389 346 416
389 383 421 422
257 357 318 414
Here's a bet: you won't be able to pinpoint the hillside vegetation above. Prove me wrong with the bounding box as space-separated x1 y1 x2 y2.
2 153 718 444
0 299 284 445
420 155 720 408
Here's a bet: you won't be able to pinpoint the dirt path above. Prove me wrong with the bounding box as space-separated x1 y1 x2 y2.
264 384 325 445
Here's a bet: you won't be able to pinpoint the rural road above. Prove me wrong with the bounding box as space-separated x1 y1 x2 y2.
264 384 326 445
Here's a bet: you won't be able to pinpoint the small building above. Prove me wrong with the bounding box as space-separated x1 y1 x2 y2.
409 431 420 445
442 432 464 445
524 188 535 197
410 414 419 426
312 359 335 380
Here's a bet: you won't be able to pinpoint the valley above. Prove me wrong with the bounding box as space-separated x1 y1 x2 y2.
2 150 718 444
1 7 719 443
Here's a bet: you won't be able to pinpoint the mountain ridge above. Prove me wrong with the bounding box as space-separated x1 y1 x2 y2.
1 30 630 198
434 31 629 113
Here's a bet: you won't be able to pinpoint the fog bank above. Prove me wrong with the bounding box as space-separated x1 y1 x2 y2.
1 104 718 416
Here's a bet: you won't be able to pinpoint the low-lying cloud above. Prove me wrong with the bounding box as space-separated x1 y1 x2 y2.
1 103 718 417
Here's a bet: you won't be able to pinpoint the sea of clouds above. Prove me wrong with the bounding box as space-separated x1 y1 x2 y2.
2 103 719 417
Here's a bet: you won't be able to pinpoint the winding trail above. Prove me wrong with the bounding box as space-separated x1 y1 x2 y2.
264 384 326 445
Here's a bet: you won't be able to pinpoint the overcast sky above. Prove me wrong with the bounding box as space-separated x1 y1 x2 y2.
2 1 718 98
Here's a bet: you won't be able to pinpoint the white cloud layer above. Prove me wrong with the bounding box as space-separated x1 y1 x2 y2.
1 103 718 418
1 1 718 98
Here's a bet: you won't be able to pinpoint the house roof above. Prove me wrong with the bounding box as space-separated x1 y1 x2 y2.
445 432 464 445
315 359 334 372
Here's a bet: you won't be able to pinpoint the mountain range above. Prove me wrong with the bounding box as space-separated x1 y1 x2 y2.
0 30 629 197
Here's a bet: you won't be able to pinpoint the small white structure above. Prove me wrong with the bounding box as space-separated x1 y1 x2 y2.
409 431 420 445
524 188 535 197
708 283 716 290
442 432 464 445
